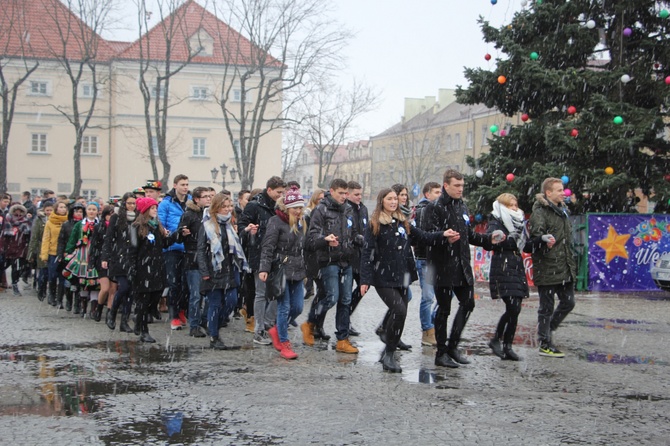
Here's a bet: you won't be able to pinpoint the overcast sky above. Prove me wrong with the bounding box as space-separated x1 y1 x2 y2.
110 0 523 139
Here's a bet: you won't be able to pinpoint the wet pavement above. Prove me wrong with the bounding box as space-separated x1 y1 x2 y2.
1 282 670 445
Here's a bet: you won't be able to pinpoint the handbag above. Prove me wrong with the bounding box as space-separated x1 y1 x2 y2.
265 254 287 301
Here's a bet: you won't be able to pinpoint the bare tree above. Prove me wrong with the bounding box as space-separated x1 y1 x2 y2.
212 0 350 189
134 0 207 190
0 0 39 192
390 124 444 193
299 80 378 188
40 0 117 198
281 121 303 179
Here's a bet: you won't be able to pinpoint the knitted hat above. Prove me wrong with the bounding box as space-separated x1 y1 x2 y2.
284 186 305 208
136 197 158 214
144 180 162 191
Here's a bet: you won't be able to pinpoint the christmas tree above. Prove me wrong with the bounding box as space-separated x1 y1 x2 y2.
457 0 670 216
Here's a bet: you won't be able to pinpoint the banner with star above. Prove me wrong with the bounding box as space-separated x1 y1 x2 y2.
588 214 670 291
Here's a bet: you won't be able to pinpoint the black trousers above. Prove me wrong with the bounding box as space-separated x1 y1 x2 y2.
434 285 475 355
135 290 162 334
350 271 363 315
377 287 409 352
494 296 523 345
537 283 575 344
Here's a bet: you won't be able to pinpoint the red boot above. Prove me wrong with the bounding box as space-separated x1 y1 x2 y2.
268 326 282 351
279 341 298 360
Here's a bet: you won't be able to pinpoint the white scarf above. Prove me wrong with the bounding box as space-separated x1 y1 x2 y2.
492 201 527 252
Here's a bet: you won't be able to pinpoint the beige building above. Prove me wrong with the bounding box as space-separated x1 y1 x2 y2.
1 0 281 200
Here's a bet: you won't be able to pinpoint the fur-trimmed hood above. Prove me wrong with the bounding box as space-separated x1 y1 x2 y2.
9 204 27 215
185 199 201 213
533 193 569 216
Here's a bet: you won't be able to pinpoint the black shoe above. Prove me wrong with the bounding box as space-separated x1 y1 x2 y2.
106 309 117 330
503 344 520 361
313 326 331 341
190 327 206 338
349 324 361 337
94 304 104 322
435 353 460 368
381 351 402 373
447 348 471 365
397 339 412 351
147 314 154 324
73 294 81 315
376 326 387 344
48 291 57 306
133 320 141 336
120 314 134 333
488 339 505 359
151 307 161 321
210 336 230 350
289 319 298 328
64 289 72 311
140 332 156 343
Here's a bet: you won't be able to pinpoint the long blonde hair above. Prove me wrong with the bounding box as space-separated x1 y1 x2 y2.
276 197 306 235
307 189 325 211
209 193 233 236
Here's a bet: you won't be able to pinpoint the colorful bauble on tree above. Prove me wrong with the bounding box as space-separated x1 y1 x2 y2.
521 113 529 122
664 174 670 182
605 167 614 175
623 27 633 37
561 175 570 184
613 116 624 125
485 53 491 61
570 128 578 137
475 170 484 178
490 125 499 133
530 52 539 60
586 20 596 29
661 9 670 19
567 105 577 115
665 76 670 85
498 75 507 84
506 173 515 182
564 189 572 197
621 74 631 83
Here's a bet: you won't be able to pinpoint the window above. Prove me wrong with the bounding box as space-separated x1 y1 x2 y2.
466 131 473 149
192 137 206 157
445 135 452 152
433 136 441 154
151 85 166 99
232 89 252 103
31 134 47 153
82 189 97 201
191 86 209 100
151 136 158 156
233 139 240 157
29 81 49 96
481 125 489 146
454 133 461 150
388 144 395 160
81 83 94 98
57 183 71 193
82 135 98 155
31 188 48 197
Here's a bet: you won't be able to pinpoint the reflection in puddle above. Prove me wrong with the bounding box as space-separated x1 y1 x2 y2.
564 320 652 332
576 349 666 365
402 368 460 387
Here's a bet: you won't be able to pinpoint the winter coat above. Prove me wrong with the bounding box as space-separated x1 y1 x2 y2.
28 210 48 268
413 197 434 260
129 222 176 293
66 219 99 255
40 212 67 261
237 191 277 271
178 200 204 270
101 213 135 279
1 206 31 259
88 219 108 273
197 219 237 293
361 215 444 288
306 193 362 269
23 200 37 221
302 208 319 279
347 199 368 274
524 193 577 286
157 188 191 252
423 191 493 287
486 217 529 299
259 212 306 282
57 219 78 259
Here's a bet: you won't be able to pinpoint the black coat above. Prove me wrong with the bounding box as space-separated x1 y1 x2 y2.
237 191 277 271
259 213 306 281
424 192 493 287
486 217 529 299
57 219 77 259
361 218 444 288
101 213 135 279
197 219 237 293
347 199 368 274
302 208 319 279
413 198 434 259
88 219 107 272
306 194 362 269
178 200 204 271
129 223 177 293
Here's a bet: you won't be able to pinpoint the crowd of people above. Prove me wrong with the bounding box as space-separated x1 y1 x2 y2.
0 170 577 372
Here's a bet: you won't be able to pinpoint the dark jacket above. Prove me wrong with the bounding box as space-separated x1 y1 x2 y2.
486 217 529 299
157 188 191 252
424 191 493 287
197 219 237 293
28 210 48 268
302 207 319 279
178 200 204 270
129 223 177 293
88 219 108 273
306 193 362 269
237 191 277 271
413 197 433 260
524 193 577 286
101 213 135 278
57 220 78 259
346 199 368 274
361 216 444 288
23 200 37 221
259 212 306 282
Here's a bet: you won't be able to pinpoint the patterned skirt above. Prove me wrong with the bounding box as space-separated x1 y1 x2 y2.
63 244 100 290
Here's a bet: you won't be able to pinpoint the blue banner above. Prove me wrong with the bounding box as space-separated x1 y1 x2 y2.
588 214 670 291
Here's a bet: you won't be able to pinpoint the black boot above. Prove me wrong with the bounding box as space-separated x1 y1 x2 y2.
446 346 471 365
376 325 387 344
47 282 57 306
89 301 97 320
397 339 412 351
140 332 156 343
349 324 360 337
80 298 88 318
314 325 331 341
435 352 460 368
106 307 118 330
63 286 71 311
120 314 134 333
73 291 81 314
381 350 402 373
210 336 229 350
488 338 505 359
133 318 142 336
93 302 104 322
502 344 520 361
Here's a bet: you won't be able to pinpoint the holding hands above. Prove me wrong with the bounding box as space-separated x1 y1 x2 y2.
541 234 556 248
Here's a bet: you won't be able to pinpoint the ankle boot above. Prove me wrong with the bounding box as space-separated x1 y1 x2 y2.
381 350 402 373
47 282 57 306
314 325 331 341
94 302 104 322
62 286 71 311
210 336 229 350
488 338 505 359
120 314 134 333
140 332 156 343
80 299 88 318
106 307 118 330
89 301 98 320
73 291 81 314
503 343 520 361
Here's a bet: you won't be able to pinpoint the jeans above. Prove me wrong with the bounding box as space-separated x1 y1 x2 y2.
163 251 187 320
207 287 238 338
186 269 204 330
253 273 277 334
277 279 304 342
308 264 353 341
416 259 435 331
434 285 475 355
537 283 575 345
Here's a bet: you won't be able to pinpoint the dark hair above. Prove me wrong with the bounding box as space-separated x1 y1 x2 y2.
192 186 208 199
22 191 31 198
250 188 263 199
238 189 250 199
173 174 189 184
443 169 463 185
347 181 362 190
207 186 215 192
0 193 10 201
391 183 407 195
422 181 440 195
133 208 165 238
220 188 231 197
329 178 348 190
117 192 136 230
287 180 300 189
266 176 287 190
100 205 115 222
43 190 55 196
369 188 410 236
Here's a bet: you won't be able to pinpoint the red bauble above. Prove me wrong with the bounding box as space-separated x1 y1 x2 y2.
665 76 670 85
567 106 577 115
521 113 529 122
506 173 515 182
485 53 492 61
664 174 670 182
570 128 579 137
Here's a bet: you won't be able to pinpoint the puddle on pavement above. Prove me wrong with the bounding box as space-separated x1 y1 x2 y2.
563 320 653 332
98 409 283 445
402 368 461 387
576 349 666 366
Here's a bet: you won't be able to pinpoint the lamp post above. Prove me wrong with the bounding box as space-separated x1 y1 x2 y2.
211 163 238 189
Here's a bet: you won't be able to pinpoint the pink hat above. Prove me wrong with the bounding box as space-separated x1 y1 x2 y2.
136 197 158 214
284 186 305 208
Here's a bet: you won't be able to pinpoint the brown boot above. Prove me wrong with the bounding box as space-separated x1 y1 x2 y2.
245 316 255 333
422 328 437 346
336 338 359 354
301 321 315 346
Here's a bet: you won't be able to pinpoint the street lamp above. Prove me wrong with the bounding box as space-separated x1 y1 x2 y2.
211 163 238 189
